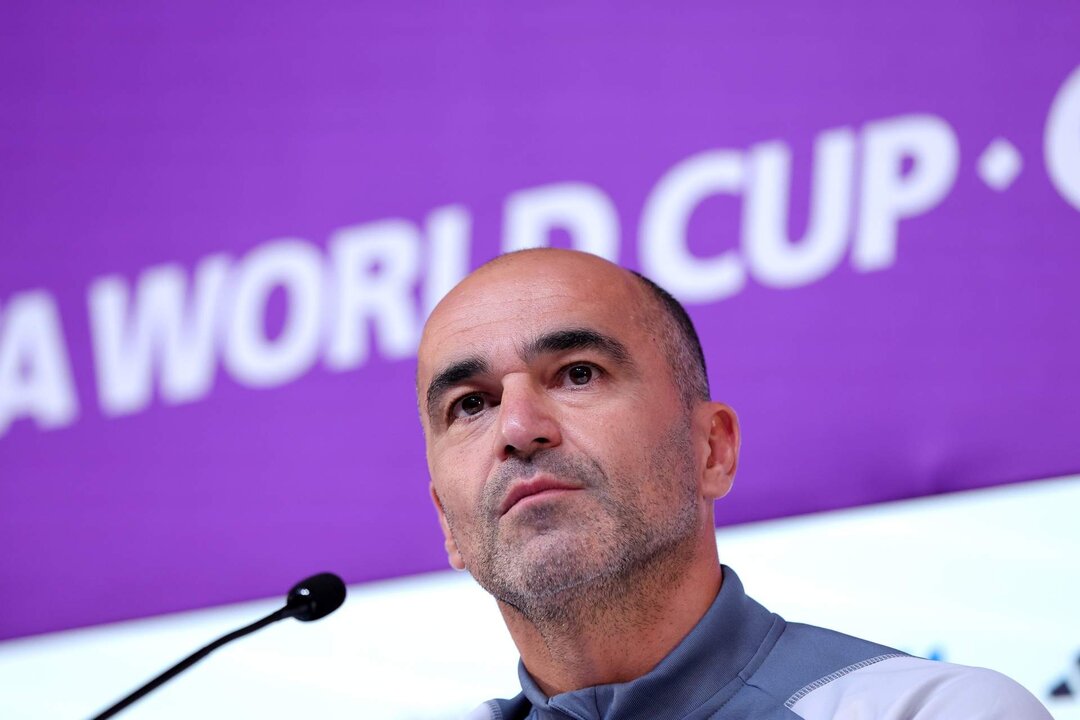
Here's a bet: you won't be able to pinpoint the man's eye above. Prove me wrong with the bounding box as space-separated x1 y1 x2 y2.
453 394 487 418
566 365 594 386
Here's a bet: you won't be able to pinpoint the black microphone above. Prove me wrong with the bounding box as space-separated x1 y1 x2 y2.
90 572 347 720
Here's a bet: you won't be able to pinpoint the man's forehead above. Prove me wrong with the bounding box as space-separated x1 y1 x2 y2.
419 251 645 368
420 297 639 377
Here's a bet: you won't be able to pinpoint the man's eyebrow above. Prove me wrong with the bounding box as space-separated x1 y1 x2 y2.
424 330 630 422
425 356 489 420
524 328 632 366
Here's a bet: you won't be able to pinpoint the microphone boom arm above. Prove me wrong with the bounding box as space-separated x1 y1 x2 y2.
88 572 345 719
91 607 290 720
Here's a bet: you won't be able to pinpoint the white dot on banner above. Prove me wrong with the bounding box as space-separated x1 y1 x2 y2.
977 138 1023 191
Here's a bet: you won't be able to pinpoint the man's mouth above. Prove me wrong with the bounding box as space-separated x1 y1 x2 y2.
498 476 582 516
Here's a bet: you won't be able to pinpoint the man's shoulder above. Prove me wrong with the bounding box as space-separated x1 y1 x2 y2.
740 621 1049 719
743 619 906 700
779 653 1051 719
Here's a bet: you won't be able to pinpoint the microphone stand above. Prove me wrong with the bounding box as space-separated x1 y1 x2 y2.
87 572 345 719
91 606 291 720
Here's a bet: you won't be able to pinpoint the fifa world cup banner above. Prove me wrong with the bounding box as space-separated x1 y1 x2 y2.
1 4 1078 640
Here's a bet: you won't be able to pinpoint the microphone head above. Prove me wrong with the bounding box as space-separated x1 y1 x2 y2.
285 572 347 622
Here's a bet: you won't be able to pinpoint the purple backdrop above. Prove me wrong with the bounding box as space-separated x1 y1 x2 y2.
1 3 1078 640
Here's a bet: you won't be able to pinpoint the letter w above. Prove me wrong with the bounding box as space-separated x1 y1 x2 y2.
88 255 230 416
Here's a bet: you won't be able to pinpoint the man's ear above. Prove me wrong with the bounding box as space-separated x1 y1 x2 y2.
429 483 466 571
697 403 740 501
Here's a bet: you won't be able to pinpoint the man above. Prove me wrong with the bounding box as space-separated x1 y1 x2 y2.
416 248 1049 719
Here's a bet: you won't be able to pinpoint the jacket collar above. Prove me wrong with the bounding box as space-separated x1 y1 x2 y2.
507 566 779 720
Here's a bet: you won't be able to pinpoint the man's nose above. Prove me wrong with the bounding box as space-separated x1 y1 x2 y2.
495 377 562 460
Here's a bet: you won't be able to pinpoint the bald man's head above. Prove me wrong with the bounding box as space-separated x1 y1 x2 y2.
417 248 739 622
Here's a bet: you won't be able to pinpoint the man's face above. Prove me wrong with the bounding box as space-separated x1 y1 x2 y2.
417 251 712 614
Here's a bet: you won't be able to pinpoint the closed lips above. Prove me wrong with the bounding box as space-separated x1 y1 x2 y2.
499 478 581 515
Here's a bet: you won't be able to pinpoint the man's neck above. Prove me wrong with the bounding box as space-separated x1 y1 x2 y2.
497 535 723 697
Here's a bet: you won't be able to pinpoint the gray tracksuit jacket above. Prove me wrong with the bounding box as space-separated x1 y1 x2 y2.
468 567 1049 719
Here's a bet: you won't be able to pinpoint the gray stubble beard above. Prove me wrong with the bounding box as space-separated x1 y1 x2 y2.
462 419 701 635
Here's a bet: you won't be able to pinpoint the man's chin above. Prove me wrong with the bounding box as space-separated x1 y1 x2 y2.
503 524 600 563
490 534 612 597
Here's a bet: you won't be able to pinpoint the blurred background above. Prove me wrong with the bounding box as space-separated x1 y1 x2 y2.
0 2 1077 718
